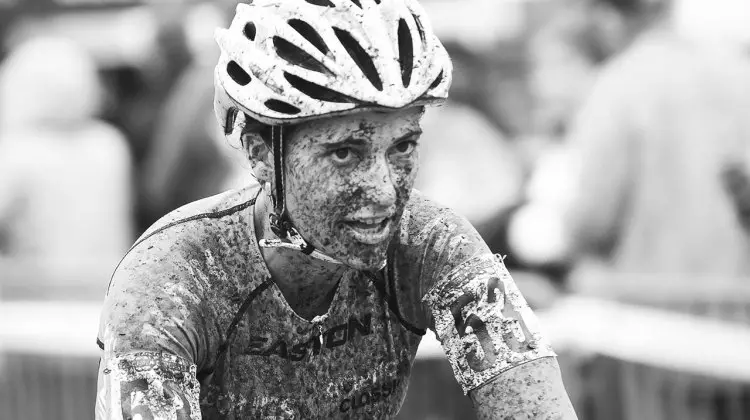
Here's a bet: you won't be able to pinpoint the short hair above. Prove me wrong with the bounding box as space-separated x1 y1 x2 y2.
240 113 301 147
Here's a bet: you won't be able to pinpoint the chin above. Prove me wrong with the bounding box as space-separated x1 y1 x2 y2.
340 251 388 272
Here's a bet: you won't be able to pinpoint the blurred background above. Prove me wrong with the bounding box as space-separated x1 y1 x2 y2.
1 0 750 418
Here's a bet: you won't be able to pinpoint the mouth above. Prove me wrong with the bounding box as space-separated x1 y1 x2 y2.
341 216 392 245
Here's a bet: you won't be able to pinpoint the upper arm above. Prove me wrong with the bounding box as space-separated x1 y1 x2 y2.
422 253 557 394
422 252 574 418
469 357 577 420
96 247 217 419
562 69 637 253
0 142 21 221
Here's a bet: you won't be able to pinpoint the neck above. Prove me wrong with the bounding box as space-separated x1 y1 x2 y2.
253 186 348 318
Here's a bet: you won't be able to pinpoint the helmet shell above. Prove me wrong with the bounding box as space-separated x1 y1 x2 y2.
213 0 452 132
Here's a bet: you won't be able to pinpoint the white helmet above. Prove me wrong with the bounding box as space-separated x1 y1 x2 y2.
214 0 452 132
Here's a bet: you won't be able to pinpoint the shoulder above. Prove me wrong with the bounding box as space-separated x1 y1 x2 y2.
386 191 494 329
397 190 485 249
139 183 259 239
101 185 263 344
393 190 490 279
110 184 261 287
592 31 691 103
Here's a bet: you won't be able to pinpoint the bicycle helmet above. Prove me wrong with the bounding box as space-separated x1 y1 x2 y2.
214 0 452 131
212 0 453 266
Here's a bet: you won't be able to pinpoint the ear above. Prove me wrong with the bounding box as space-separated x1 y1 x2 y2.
241 132 274 185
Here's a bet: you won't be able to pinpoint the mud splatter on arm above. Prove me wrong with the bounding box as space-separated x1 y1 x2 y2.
412 197 576 418
469 357 577 419
96 240 220 419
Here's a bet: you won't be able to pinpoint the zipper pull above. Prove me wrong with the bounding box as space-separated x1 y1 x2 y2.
311 314 327 347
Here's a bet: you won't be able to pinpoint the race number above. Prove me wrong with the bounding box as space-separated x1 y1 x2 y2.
102 351 201 420
423 254 555 394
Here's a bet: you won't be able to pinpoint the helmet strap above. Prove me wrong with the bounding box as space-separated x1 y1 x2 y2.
270 125 291 237
262 125 342 265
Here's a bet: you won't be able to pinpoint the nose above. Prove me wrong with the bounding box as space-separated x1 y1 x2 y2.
363 156 397 209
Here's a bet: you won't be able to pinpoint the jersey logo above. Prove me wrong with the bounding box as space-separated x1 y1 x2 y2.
248 395 299 419
423 254 556 394
338 376 402 413
243 313 372 361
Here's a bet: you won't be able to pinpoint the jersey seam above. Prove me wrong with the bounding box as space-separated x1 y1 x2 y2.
103 195 258 302
387 263 427 336
98 195 258 349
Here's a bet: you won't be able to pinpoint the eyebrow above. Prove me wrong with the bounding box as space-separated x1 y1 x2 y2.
394 130 422 142
321 137 369 149
321 130 423 150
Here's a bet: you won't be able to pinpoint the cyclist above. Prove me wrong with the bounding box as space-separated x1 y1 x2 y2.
96 0 578 418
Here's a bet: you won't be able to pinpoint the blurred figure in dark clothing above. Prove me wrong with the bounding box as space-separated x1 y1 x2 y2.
140 2 251 227
512 0 750 282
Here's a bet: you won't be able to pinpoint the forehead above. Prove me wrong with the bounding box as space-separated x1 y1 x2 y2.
290 108 424 145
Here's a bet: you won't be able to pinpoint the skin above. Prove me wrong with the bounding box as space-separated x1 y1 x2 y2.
470 357 578 419
244 108 578 418
245 108 423 319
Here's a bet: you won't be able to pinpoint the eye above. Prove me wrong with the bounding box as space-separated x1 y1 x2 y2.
335 148 349 159
390 139 418 156
330 147 356 164
395 141 413 153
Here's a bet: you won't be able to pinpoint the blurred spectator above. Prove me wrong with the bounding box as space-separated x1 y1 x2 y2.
0 36 134 290
417 101 524 254
141 2 252 225
513 4 750 417
413 35 527 258
510 0 750 285
440 41 519 137
527 1 602 139
525 0 668 146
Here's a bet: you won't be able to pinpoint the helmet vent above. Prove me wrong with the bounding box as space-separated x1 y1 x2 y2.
397 19 413 87
429 70 444 89
243 22 257 41
284 72 359 104
412 13 426 44
227 61 252 86
333 27 383 91
274 36 332 75
349 0 362 8
303 0 335 7
288 19 330 55
265 99 301 115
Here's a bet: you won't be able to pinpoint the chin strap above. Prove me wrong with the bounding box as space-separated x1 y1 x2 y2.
259 125 343 265
259 234 343 265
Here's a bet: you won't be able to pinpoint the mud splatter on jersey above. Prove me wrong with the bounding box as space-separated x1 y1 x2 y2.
96 185 553 419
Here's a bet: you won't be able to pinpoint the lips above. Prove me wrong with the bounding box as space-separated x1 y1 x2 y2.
341 216 392 245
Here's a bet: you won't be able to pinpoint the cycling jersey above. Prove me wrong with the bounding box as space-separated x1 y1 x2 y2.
96 184 554 419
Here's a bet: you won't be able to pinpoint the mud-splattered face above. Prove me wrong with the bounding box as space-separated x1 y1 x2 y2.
284 109 423 270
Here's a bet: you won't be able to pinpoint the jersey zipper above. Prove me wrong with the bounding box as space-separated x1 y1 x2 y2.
311 314 328 347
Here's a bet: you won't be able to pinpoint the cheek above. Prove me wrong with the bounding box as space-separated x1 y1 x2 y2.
286 155 355 226
392 154 420 197
285 151 420 221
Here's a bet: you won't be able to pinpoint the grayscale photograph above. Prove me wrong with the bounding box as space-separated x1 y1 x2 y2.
0 0 749 419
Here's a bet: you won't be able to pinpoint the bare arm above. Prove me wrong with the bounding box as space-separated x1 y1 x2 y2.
470 357 577 420
422 254 578 419
560 68 635 256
